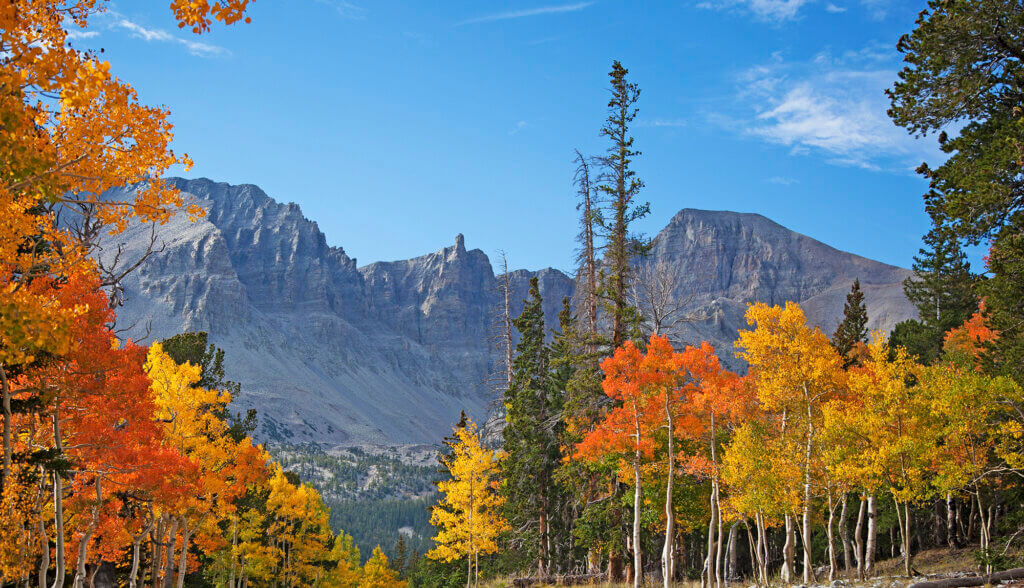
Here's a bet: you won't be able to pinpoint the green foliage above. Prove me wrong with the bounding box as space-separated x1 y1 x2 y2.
595 60 650 347
831 278 869 364
501 280 572 572
887 0 1021 373
159 331 257 440
890 227 977 364
979 222 1024 386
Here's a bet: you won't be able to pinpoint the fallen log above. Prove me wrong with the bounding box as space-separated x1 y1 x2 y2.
908 567 1024 588
511 573 605 586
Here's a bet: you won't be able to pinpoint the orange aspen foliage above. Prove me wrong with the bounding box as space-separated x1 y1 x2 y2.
943 303 997 369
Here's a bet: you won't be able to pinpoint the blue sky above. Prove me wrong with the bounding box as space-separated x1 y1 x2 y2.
72 0 952 273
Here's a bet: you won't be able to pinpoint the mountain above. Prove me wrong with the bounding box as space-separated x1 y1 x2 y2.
101 178 915 447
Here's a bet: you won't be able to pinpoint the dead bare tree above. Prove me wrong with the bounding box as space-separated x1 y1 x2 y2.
480 251 516 442
628 258 709 345
53 199 165 308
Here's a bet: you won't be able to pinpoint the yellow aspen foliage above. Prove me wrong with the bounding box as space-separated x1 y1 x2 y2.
427 418 507 584
0 0 249 373
360 546 405 588
328 531 363 588
0 463 42 581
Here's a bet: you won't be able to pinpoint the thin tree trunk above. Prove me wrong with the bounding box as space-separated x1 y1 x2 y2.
662 397 676 588
37 471 49 588
904 503 914 577
73 478 101 588
1 364 11 488
151 517 165 588
782 515 796 584
839 493 852 574
757 513 769 585
865 494 877 577
176 520 191 588
745 519 760 586
827 490 838 581
632 452 643 588
162 517 178 588
726 522 738 582
801 401 815 584
854 496 866 579
229 516 238 588
715 494 724 587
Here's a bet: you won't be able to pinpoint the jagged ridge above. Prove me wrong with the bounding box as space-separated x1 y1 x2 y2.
102 179 915 446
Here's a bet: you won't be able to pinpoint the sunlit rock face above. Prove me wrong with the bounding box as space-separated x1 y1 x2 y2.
644 208 915 369
105 180 913 445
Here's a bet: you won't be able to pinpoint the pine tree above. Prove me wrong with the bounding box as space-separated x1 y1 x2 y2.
500 277 563 575
393 535 409 578
831 279 869 365
595 60 650 348
979 225 1024 386
890 227 976 363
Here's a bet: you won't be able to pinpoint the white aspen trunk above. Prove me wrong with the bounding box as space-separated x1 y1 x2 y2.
37 494 49 588
781 515 795 584
162 517 178 588
865 494 877 577
1 364 11 487
715 494 724 588
904 503 913 577
704 414 719 588
946 494 956 549
756 512 768 585
726 522 738 582
73 479 101 588
744 519 760 587
129 535 143 588
51 417 66 588
976 491 990 574
229 516 238 588
854 496 866 579
175 520 191 588
632 451 642 588
802 401 815 585
150 517 164 588
662 395 676 588
827 491 837 581
839 494 851 574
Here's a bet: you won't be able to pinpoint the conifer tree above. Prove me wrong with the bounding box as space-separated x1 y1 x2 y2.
595 61 650 348
831 279 869 365
890 227 976 363
501 277 562 575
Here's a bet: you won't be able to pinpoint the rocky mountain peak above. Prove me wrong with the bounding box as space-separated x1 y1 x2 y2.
105 178 916 445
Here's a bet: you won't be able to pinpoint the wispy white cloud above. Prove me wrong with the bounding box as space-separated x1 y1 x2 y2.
66 30 100 41
313 0 366 19
696 0 890 22
458 2 593 25
115 18 229 57
695 0 813 23
509 121 528 135
638 118 687 128
767 176 799 185
723 44 938 171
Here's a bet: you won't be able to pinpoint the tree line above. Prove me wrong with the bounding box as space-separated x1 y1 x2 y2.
419 2 1024 586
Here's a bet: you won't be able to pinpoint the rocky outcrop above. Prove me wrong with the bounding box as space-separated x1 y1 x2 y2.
104 179 915 446
641 209 916 368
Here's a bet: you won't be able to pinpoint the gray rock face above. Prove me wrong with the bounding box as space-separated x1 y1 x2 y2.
642 209 916 368
105 179 914 446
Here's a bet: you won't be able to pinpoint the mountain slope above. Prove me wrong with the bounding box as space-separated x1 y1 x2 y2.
103 179 915 446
